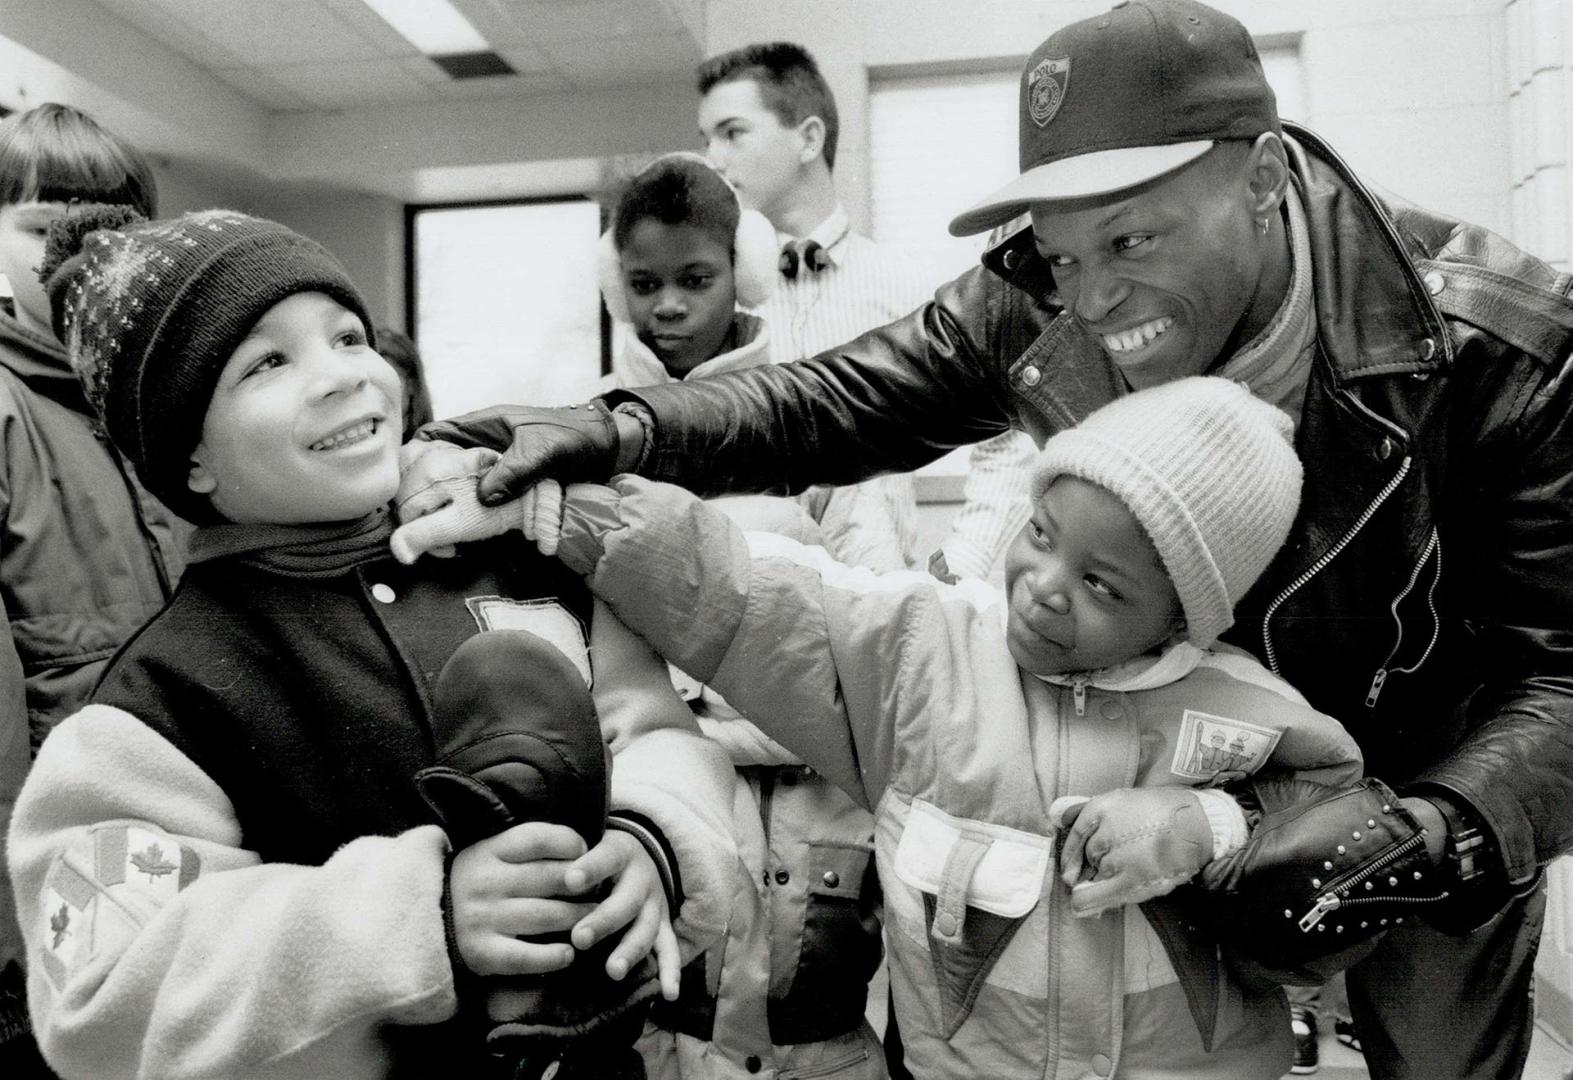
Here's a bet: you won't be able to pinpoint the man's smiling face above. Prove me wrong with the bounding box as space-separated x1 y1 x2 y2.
1028 144 1270 389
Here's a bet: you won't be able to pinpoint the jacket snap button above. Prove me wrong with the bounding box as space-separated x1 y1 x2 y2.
822 870 840 889
1423 271 1445 296
935 912 959 937
1419 337 1436 361
1099 699 1122 720
1091 1052 1113 1076
1002 249 1022 270
775 869 790 885
1021 365 1042 387
1374 440 1394 462
371 583 396 604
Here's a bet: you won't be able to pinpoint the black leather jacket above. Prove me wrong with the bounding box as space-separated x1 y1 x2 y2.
611 123 1573 899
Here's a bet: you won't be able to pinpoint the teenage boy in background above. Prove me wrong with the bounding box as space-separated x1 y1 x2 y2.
698 42 1033 581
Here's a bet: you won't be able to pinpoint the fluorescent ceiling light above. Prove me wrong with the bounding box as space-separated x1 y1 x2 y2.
361 0 488 55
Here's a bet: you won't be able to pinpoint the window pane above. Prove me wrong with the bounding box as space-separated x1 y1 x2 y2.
412 199 602 418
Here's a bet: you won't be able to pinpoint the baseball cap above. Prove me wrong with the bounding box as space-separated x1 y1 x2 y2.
948 0 1280 237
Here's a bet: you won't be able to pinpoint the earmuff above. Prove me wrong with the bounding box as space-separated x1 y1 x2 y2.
597 152 778 324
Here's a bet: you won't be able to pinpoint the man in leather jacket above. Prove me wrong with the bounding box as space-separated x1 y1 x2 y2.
405 3 1573 1076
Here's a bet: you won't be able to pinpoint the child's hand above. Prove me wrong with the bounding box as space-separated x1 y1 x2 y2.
397 441 498 519
391 466 564 564
1052 788 1213 917
563 829 682 1001
448 821 593 977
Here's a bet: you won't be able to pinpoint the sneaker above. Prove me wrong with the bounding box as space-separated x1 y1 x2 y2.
1290 1004 1320 1074
1334 1016 1362 1054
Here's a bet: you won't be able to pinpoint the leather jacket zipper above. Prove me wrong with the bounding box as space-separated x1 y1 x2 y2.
1365 529 1442 707
1263 456 1413 675
1297 830 1449 931
1072 677 1087 717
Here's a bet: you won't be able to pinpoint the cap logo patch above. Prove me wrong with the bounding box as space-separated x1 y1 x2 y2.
1027 57 1071 127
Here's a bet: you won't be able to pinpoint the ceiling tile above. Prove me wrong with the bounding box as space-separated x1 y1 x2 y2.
429 70 575 99
262 58 437 108
317 0 424 56
204 65 318 111
156 0 385 65
94 0 250 69
456 0 696 46
550 32 699 88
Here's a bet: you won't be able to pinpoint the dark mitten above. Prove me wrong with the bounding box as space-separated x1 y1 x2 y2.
416 629 656 1079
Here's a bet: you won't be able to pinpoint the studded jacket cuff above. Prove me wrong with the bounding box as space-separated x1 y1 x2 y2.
1197 777 1444 979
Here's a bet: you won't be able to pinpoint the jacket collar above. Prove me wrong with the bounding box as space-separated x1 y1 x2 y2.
612 311 770 387
0 305 91 412
981 121 1451 406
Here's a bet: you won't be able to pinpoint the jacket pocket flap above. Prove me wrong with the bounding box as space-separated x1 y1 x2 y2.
893 800 1049 918
806 841 872 900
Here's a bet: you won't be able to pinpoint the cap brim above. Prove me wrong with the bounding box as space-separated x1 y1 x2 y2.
948 141 1216 237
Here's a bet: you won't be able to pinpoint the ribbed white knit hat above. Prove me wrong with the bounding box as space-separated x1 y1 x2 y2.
1030 377 1302 648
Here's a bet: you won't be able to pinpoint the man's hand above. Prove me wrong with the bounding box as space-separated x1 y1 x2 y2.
419 402 638 506
1053 787 1213 917
448 822 592 978
563 829 681 1001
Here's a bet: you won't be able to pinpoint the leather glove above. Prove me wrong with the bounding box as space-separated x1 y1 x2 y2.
420 401 620 506
416 629 656 1076
1052 788 1213 917
391 476 563 565
1198 776 1436 979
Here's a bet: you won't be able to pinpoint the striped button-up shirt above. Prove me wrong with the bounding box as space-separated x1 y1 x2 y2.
762 205 1031 581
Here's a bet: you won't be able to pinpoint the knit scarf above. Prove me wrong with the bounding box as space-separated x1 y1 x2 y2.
1213 182 1317 428
186 507 394 578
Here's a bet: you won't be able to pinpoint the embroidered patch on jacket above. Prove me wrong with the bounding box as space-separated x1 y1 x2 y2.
1170 709 1283 782
39 824 200 989
465 596 591 687
1027 57 1071 127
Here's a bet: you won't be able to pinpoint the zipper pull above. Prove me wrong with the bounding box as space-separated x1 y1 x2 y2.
1365 669 1389 708
1299 893 1341 932
1073 679 1087 717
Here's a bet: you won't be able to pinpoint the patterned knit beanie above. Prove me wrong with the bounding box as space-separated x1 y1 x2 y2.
1030 377 1302 648
41 207 374 524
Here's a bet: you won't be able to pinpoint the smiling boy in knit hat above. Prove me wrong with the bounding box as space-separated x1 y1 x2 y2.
392 375 1366 1078
4 207 736 1080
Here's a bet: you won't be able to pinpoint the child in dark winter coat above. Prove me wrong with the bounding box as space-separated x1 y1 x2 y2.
0 101 180 1075
6 208 735 1080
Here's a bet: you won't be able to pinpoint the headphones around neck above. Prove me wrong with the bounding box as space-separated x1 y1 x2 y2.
779 239 831 280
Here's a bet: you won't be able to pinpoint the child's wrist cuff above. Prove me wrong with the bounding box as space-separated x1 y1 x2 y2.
1194 787 1249 860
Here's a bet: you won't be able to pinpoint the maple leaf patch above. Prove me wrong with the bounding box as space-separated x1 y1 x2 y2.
49 903 70 949
130 841 177 883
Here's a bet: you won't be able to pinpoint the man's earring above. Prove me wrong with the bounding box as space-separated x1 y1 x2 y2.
1258 217 1270 236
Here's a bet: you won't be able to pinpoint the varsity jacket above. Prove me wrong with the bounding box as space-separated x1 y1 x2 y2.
546 477 1364 1080
7 536 736 1080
